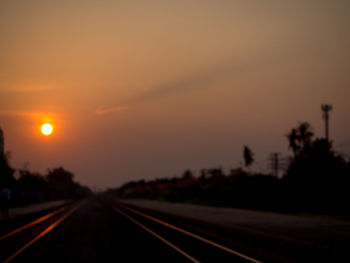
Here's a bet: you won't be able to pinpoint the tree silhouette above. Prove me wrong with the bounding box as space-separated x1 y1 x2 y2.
0 152 15 188
46 167 91 199
182 169 194 179
46 167 74 185
285 122 350 186
243 145 254 168
17 170 47 192
286 122 314 156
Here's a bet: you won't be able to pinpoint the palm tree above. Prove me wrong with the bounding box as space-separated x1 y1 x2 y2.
286 122 314 157
287 128 300 156
243 145 254 168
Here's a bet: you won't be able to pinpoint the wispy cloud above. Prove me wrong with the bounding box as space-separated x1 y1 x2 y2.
95 105 130 115
0 110 59 120
0 110 39 117
0 85 54 94
95 60 239 116
131 61 238 102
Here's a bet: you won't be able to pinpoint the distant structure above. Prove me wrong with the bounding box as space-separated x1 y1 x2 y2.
268 153 288 178
269 153 281 177
321 104 332 141
0 127 4 156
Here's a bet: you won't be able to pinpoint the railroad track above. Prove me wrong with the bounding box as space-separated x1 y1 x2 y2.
105 199 263 263
0 201 82 263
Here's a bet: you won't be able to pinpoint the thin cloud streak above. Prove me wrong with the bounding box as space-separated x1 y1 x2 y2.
95 62 241 115
99 60 241 115
0 110 59 118
0 110 42 117
95 105 130 115
0 85 54 94
131 61 239 102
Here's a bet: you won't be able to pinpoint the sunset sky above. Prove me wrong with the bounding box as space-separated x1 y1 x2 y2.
1 0 349 189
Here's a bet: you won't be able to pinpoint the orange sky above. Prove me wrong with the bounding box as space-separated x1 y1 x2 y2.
1 0 350 188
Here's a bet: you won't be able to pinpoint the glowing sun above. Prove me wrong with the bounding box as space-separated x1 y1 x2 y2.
41 123 53 136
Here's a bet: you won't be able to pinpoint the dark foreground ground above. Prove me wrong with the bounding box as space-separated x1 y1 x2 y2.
119 199 350 262
9 198 190 263
1 197 349 262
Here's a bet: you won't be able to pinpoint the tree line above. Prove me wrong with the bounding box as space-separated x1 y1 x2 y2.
0 155 92 206
113 122 350 214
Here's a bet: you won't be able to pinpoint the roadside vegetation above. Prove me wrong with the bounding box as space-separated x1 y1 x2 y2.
113 122 350 215
0 154 92 206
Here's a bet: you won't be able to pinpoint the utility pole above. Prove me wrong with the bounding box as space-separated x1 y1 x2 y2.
269 153 280 178
321 104 332 141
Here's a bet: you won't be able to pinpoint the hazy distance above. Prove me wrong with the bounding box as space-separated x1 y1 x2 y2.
1 0 349 188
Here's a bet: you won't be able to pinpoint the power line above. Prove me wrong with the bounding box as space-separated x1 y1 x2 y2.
268 153 288 178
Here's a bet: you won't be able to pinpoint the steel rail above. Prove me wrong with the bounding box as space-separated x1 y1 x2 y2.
113 200 263 263
3 202 83 263
107 201 200 263
0 205 69 241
